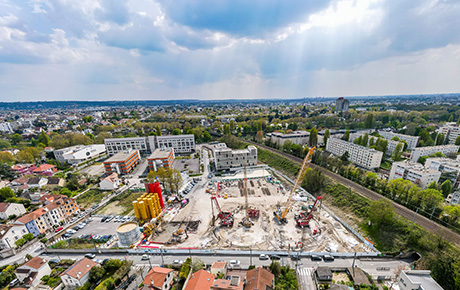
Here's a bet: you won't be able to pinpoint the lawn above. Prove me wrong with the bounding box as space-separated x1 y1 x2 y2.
76 189 108 209
98 192 143 215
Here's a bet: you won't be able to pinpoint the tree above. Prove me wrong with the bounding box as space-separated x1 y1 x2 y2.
223 124 231 135
436 133 445 145
302 168 325 195
172 128 181 135
202 131 212 142
15 238 26 247
441 180 453 198
11 133 22 145
95 132 113 144
323 129 330 146
341 151 350 163
428 181 438 190
269 261 282 278
82 116 93 123
256 130 263 142
23 233 34 242
0 188 15 202
364 113 375 128
420 188 443 211
342 130 350 141
0 139 11 150
89 265 106 283
16 149 34 163
229 120 235 132
392 143 403 161
368 199 394 226
308 127 318 147
361 133 369 147
38 132 50 146
156 125 162 136
455 136 460 146
191 258 205 272
103 259 122 273
0 152 14 164
448 115 454 122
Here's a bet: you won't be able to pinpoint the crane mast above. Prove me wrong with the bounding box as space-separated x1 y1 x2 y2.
274 147 316 224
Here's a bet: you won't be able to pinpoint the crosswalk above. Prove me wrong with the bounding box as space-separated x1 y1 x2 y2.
297 268 315 290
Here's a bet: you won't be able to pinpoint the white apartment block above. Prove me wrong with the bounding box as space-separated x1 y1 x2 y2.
425 157 460 188
410 144 459 162
54 144 106 164
105 137 151 156
389 160 441 189
326 138 383 169
437 123 460 144
378 131 420 150
448 191 460 205
156 134 195 154
105 135 195 156
268 130 309 147
213 143 257 171
398 270 443 290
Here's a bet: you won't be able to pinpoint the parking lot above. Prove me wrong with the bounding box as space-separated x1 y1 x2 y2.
67 216 134 239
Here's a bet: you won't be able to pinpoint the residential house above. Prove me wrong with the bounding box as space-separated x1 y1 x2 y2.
210 261 228 276
32 164 57 176
27 177 48 189
60 258 98 289
316 267 333 281
184 269 214 290
0 203 27 220
211 277 244 290
244 267 274 290
9 177 29 192
0 224 28 249
46 177 65 188
11 164 37 176
142 267 174 290
15 257 51 287
0 180 10 188
99 173 120 190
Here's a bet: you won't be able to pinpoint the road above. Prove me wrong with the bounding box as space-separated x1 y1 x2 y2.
243 139 460 246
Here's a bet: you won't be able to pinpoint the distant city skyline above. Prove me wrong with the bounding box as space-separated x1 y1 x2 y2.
1 0 460 101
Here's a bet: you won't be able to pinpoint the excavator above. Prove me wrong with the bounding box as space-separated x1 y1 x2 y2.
211 196 234 227
274 147 316 224
295 196 323 227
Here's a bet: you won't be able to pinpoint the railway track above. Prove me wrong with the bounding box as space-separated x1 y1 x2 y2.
245 139 460 245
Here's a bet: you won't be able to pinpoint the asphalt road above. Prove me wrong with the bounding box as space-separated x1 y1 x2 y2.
243 139 460 246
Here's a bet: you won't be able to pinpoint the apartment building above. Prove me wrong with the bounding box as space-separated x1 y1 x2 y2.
378 131 420 150
147 148 175 172
103 149 140 175
425 157 460 188
54 144 106 164
398 270 443 290
105 137 151 156
15 196 79 236
156 134 195 154
326 138 383 169
213 143 257 171
410 144 460 162
268 130 309 147
335 97 350 112
389 160 441 189
104 135 195 156
448 191 460 205
437 123 460 144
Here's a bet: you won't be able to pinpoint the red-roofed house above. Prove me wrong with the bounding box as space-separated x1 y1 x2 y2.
60 258 98 288
244 267 274 290
99 173 120 190
184 269 214 290
142 267 174 290
15 257 51 287
11 164 37 176
33 164 57 176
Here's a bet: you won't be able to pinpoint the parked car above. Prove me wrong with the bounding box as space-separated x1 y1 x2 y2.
259 254 269 260
141 254 149 260
323 255 335 262
84 253 96 259
270 255 281 260
9 279 19 287
311 255 322 261
55 226 63 232
173 260 183 265
229 260 240 265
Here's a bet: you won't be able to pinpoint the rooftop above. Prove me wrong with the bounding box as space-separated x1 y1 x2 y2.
184 269 214 290
104 150 138 163
21 257 47 270
142 267 173 289
60 258 98 279
402 270 443 290
245 267 274 290
148 148 173 160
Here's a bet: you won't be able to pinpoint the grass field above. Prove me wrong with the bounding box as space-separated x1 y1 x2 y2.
76 189 108 209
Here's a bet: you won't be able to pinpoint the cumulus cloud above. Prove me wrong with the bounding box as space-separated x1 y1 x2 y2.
0 0 460 101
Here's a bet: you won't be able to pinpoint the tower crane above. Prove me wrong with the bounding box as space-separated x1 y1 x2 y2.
274 147 316 224
241 163 254 228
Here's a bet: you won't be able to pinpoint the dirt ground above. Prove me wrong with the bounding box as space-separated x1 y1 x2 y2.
333 272 351 283
144 168 371 253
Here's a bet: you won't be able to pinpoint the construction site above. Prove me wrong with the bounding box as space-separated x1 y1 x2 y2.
131 148 373 253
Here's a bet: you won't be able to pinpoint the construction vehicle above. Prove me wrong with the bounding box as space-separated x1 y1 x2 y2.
274 147 316 224
211 196 234 227
295 196 323 227
241 163 257 228
168 221 189 244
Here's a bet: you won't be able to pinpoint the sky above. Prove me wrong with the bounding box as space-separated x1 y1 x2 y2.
1 0 460 101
